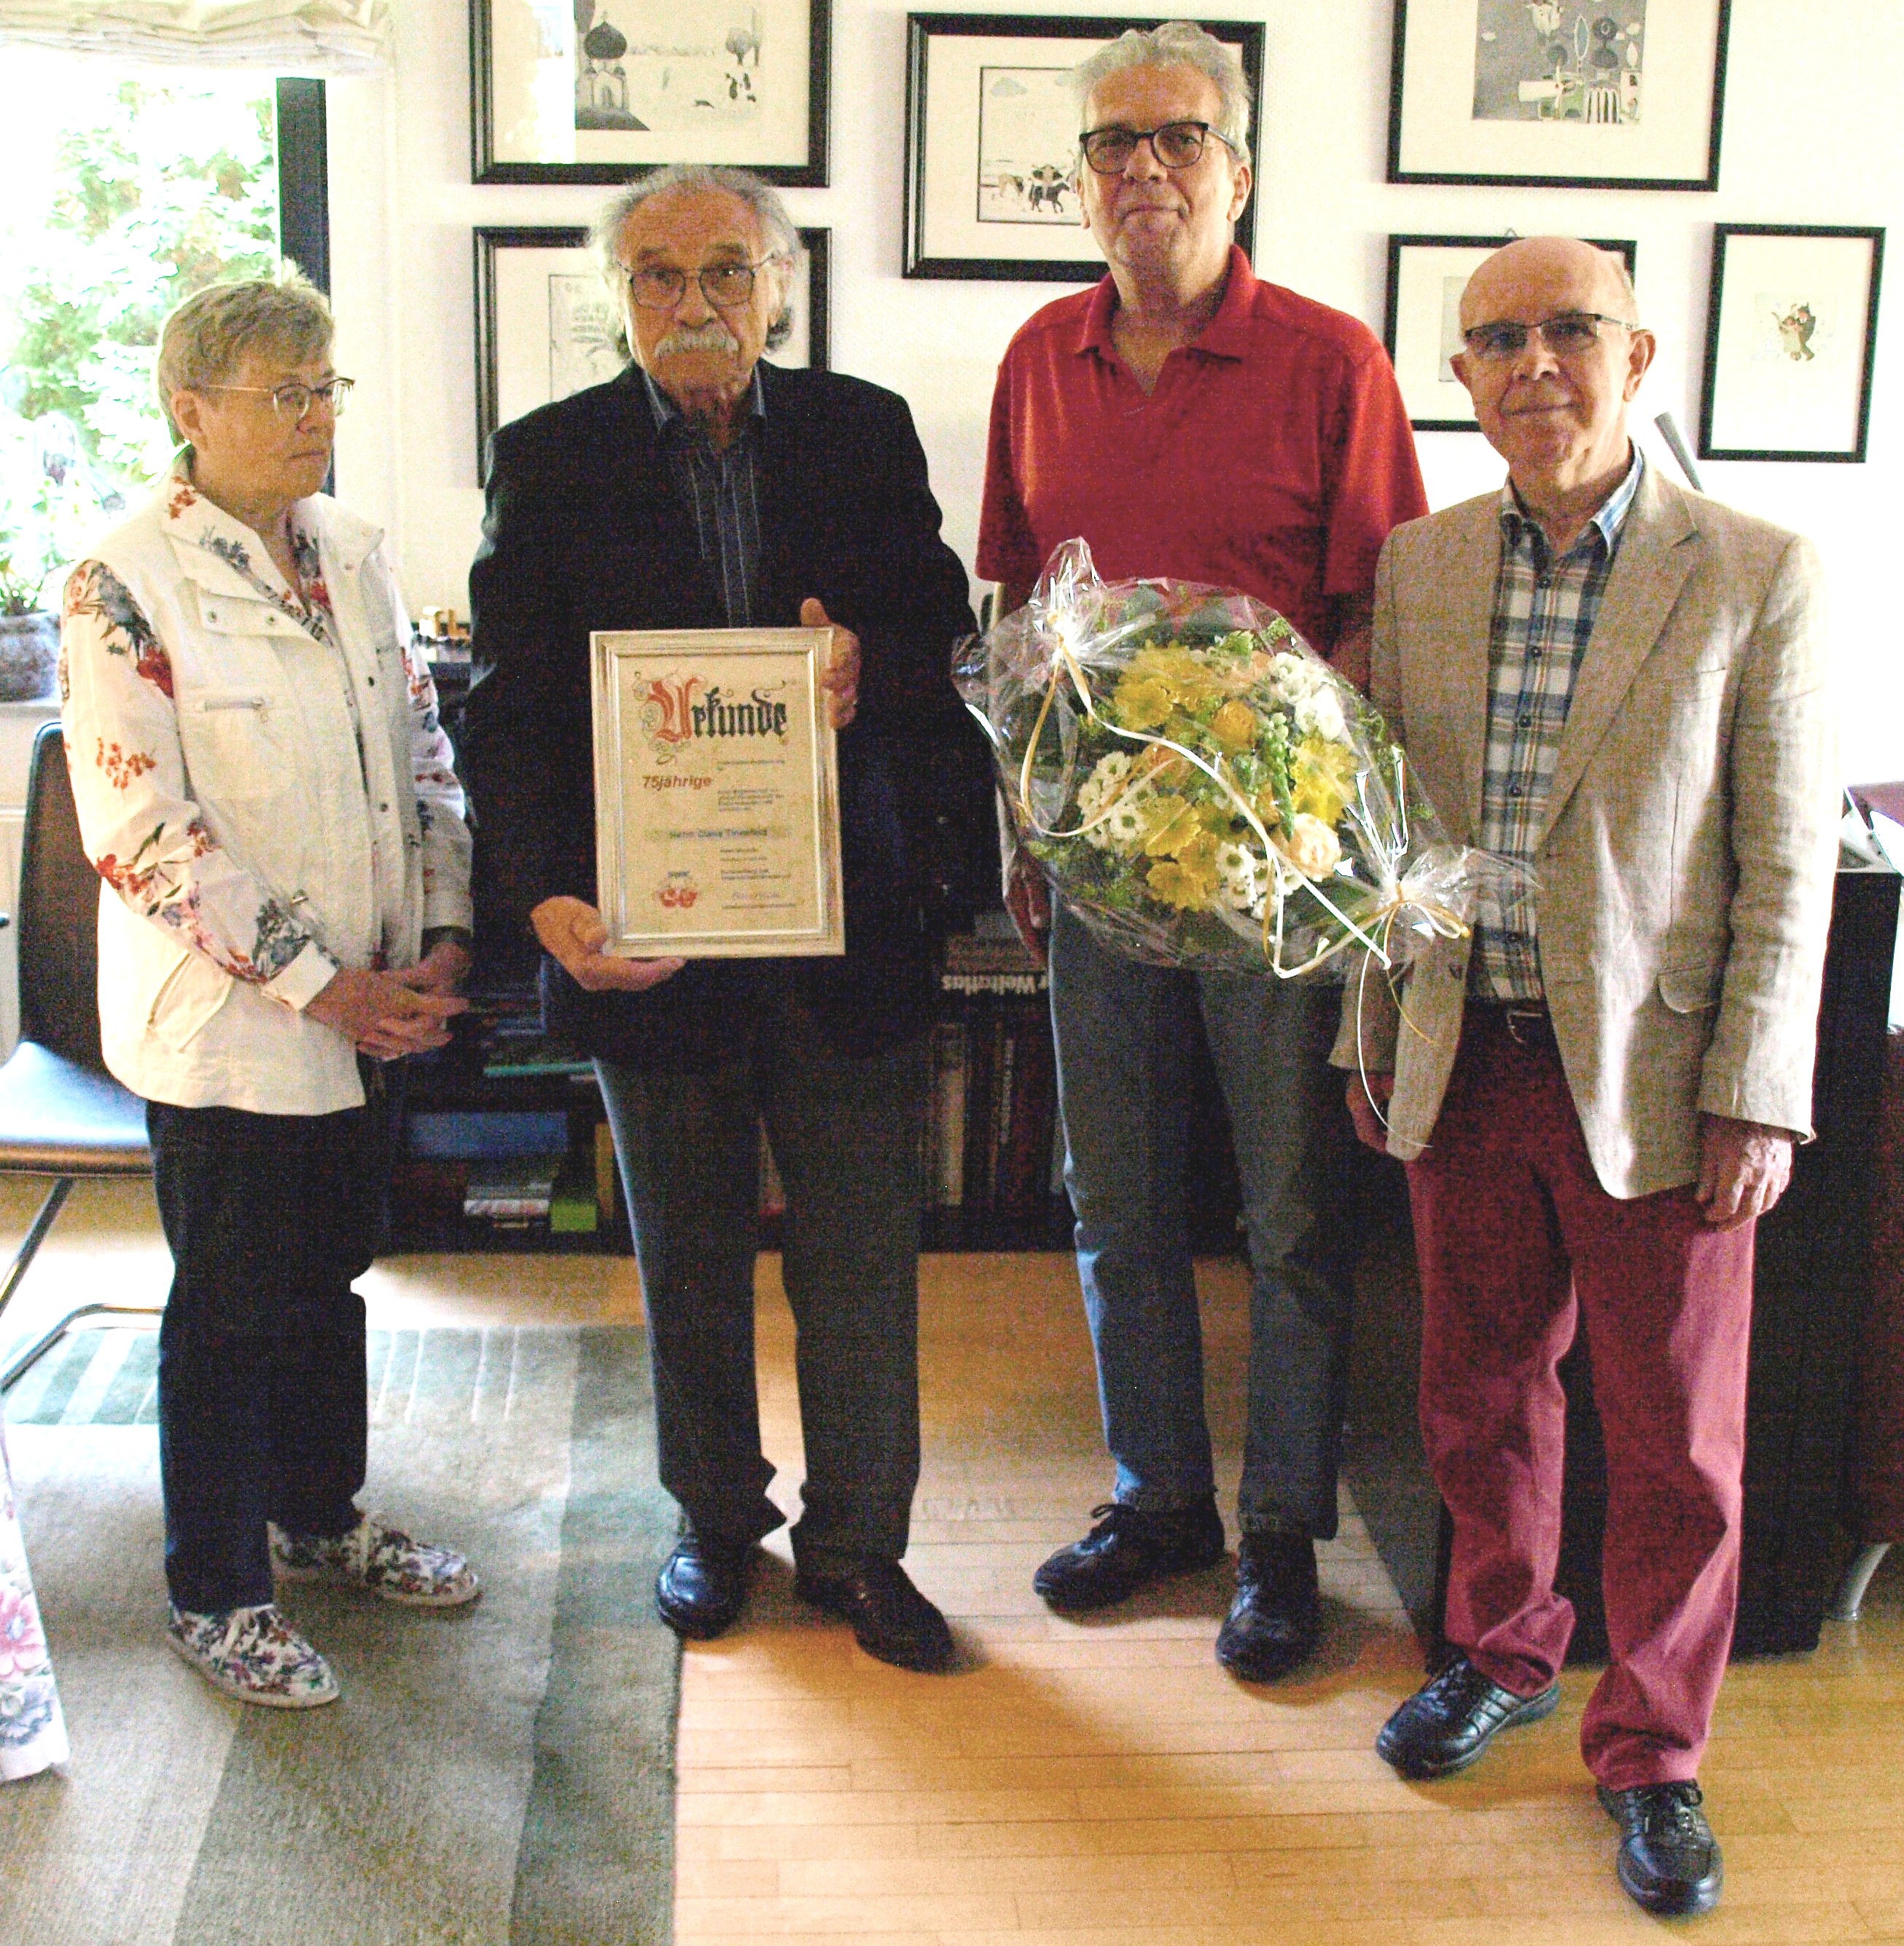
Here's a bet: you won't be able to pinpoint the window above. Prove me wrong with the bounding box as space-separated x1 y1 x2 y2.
0 56 328 616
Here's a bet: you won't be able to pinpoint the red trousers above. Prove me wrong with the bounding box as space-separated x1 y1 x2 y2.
1405 1012 1756 1789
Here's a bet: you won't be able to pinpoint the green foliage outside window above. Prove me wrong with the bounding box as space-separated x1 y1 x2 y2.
0 65 279 613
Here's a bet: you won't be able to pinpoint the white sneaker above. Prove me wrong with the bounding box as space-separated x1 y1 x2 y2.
270 1515 482 1609
166 1602 340 1708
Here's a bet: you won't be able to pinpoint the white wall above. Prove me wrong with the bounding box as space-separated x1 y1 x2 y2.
325 0 1904 782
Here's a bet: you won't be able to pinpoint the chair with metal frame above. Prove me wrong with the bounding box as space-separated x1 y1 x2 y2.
0 721 155 1396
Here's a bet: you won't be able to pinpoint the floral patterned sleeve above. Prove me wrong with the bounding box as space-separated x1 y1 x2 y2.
59 559 339 1009
399 614 474 934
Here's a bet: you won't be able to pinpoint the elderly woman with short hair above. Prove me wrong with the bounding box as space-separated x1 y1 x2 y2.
60 270 480 1707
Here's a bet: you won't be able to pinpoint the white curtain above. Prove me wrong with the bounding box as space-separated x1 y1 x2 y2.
0 0 389 75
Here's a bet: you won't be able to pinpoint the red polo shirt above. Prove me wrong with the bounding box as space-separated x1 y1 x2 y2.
976 246 1427 653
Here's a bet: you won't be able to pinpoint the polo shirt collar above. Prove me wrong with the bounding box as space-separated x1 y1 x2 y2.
1075 242 1258 364
1499 442 1646 554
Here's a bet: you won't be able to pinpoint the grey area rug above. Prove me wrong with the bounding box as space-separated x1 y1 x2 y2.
0 1326 679 1946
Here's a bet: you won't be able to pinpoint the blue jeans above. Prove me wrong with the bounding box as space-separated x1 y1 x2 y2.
595 990 929 1562
1049 901 1354 1539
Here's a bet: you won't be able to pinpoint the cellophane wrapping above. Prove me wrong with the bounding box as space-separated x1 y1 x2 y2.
953 539 1518 982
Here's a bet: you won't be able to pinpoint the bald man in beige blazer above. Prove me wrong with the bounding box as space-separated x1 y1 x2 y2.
1336 239 1838 1920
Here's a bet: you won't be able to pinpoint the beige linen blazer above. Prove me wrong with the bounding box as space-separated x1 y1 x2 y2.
1332 461 1840 1199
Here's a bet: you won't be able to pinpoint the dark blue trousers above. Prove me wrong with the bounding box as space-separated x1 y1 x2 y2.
148 1097 381 1613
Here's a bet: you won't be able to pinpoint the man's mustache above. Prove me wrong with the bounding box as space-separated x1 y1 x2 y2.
655 319 740 355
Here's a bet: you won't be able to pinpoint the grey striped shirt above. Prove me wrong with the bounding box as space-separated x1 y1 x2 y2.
643 367 766 627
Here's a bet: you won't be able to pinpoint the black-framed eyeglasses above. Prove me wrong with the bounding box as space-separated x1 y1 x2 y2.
1078 120 1237 173
204 377 354 420
624 257 783 310
1459 313 1635 363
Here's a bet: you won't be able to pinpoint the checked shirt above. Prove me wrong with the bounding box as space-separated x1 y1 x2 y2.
1472 448 1644 1001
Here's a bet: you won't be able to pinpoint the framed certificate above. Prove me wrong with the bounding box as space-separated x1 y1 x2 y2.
591 627 844 958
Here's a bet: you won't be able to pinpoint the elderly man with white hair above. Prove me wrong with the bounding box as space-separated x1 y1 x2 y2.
464 165 980 1673
1340 236 1838 1918
978 22 1427 1680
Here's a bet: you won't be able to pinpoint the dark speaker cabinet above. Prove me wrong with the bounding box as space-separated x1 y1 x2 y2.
1344 856 1901 1663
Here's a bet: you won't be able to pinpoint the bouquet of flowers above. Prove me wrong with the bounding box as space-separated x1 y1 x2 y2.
953 539 1511 982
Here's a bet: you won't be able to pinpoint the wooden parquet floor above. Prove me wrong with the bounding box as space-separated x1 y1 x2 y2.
5 1180 1903 1943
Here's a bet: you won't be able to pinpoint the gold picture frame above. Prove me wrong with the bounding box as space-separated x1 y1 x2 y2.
590 627 844 959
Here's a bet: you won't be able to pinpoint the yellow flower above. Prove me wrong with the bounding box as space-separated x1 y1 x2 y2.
1210 700 1257 752
1112 675 1175 731
1292 734 1359 829
1147 856 1219 909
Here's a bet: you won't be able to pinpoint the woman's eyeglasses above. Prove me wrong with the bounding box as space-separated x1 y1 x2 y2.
204 377 354 420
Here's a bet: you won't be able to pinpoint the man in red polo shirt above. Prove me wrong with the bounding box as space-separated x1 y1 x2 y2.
977 20 1426 1679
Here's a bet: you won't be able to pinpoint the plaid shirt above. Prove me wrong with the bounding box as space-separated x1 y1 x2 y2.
643 367 766 626
1472 448 1644 1001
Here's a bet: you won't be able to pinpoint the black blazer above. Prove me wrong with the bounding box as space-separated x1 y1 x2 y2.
463 360 981 1071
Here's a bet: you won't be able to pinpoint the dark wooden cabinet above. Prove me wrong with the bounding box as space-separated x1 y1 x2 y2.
1343 856 1901 1663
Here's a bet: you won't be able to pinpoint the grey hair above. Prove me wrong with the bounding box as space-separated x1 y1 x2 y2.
155 265 332 441
1072 20 1252 152
591 165 798 353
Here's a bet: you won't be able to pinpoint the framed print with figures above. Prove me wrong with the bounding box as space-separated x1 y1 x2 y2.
903 13 1263 281
1385 233 1636 431
1387 0 1731 191
472 0 830 184
473 225 830 466
592 628 845 959
1699 225 1885 464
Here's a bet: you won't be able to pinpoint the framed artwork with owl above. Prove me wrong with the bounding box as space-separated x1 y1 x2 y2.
1699 225 1885 463
1387 0 1731 190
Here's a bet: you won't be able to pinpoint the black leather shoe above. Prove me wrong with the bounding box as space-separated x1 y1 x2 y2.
1375 1656 1561 1778
655 1532 750 1641
795 1556 956 1673
1032 1499 1228 1614
1214 1533 1320 1681
1599 1781 1723 1917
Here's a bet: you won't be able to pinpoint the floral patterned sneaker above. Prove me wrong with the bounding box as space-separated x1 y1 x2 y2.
166 1603 340 1708
270 1516 482 1609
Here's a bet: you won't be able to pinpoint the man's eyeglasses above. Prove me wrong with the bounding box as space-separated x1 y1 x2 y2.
625 258 782 310
204 377 354 420
1078 120 1236 174
1459 313 1635 364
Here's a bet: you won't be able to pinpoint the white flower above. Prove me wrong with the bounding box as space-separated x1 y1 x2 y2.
1099 789 1152 856
1294 686 1348 745
1077 751 1139 851
1279 813 1342 879
1268 651 1327 706
1213 840 1269 913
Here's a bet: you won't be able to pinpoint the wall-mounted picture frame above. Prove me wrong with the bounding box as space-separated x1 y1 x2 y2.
473 224 830 465
471 0 830 185
903 12 1263 282
1698 224 1884 464
1387 0 1731 192
1385 233 1637 431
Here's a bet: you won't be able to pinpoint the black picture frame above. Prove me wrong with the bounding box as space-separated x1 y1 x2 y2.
474 226 831 466
471 0 830 186
902 12 1263 282
1698 224 1885 464
1387 0 1731 192
1384 232 1637 431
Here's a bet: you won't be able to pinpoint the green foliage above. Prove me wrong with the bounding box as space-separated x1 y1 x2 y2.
0 74 278 606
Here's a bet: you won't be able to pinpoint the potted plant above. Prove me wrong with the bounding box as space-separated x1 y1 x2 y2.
0 533 58 703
